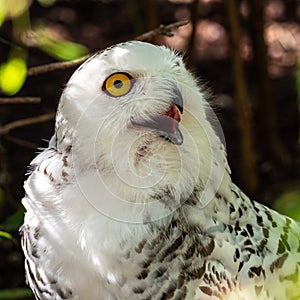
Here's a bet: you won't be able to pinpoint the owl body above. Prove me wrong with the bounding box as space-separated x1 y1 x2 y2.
21 42 300 299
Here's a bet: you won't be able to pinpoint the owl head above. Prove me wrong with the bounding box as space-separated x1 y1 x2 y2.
56 41 230 222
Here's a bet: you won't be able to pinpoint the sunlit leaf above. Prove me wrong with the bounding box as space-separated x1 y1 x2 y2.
26 26 88 61
0 8 5 27
40 40 88 61
0 56 27 95
0 0 32 19
0 230 13 239
36 0 56 7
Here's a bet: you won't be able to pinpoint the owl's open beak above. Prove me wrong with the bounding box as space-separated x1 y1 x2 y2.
156 102 183 145
132 89 183 145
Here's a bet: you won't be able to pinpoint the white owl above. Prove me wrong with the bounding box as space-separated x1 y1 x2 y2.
21 41 300 300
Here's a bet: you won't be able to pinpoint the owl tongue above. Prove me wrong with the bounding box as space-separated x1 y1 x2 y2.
132 103 183 145
156 104 183 144
164 103 181 124
144 104 183 145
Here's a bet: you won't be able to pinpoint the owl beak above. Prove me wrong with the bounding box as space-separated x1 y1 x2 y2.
157 91 183 145
157 105 183 145
132 88 184 145
171 87 183 115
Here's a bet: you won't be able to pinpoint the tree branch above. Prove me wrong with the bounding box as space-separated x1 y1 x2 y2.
27 54 91 76
225 0 258 194
135 19 189 41
27 20 189 77
3 134 39 149
0 97 41 104
248 0 289 165
0 112 55 135
187 0 200 65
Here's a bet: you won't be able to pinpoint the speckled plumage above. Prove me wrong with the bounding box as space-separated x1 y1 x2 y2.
21 41 300 300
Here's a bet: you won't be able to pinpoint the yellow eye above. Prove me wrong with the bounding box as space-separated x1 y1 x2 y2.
102 72 134 97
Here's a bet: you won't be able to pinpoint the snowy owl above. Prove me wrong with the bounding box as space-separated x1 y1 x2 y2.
21 41 300 300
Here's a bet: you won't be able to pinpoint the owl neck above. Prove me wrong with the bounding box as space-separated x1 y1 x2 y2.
54 107 241 228
184 181 255 230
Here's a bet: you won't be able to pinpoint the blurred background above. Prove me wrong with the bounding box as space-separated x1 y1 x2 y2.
0 0 299 298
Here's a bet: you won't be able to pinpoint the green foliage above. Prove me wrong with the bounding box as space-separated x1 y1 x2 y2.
0 1 30 95
0 53 27 95
0 8 4 27
36 0 56 7
41 40 88 61
1 208 25 230
0 0 32 22
0 288 33 299
0 208 25 244
273 185 300 222
0 0 88 95
35 27 88 61
0 230 13 239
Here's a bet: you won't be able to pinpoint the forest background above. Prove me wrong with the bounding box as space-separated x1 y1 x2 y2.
0 0 299 299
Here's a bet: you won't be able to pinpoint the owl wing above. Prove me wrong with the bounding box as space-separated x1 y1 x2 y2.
21 199 74 300
21 139 75 300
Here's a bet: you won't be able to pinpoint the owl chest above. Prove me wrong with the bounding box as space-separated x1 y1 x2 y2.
88 226 218 299
94 235 191 299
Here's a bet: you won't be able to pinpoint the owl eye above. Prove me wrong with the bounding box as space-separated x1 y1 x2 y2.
102 72 134 97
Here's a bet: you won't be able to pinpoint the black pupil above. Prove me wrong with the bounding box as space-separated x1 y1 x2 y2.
114 80 123 89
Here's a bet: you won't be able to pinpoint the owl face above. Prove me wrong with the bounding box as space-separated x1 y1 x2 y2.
61 41 203 151
58 41 226 220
